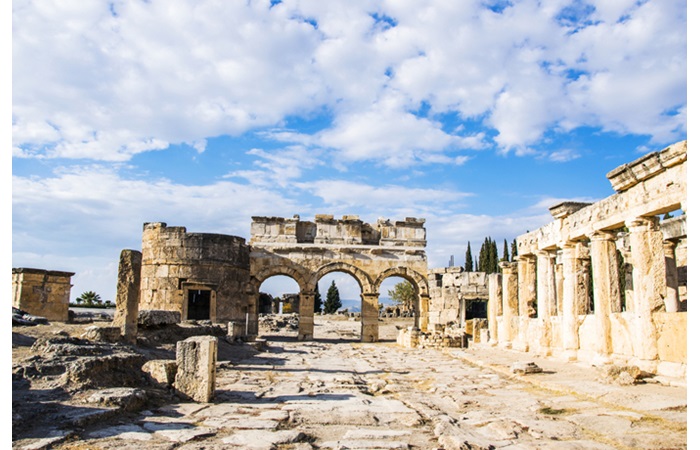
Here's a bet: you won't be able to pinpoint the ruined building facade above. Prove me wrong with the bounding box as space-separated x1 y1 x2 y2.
486 140 687 378
12 268 75 322
122 215 429 342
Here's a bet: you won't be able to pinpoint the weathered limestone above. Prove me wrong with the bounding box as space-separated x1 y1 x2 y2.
249 215 429 340
174 336 218 402
427 268 488 328
487 273 501 344
112 250 142 344
361 292 379 342
489 141 686 377
139 223 250 324
142 360 178 387
663 240 680 313
12 268 75 322
588 231 620 360
297 291 315 341
499 262 518 347
626 216 663 368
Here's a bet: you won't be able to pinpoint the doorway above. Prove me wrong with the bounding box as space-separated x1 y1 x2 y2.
187 289 211 320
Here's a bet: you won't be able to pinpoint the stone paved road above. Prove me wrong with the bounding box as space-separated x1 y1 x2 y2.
35 318 686 450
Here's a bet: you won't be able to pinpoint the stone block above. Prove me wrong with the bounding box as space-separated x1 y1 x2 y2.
82 326 122 343
174 336 218 402
138 310 181 327
142 360 178 386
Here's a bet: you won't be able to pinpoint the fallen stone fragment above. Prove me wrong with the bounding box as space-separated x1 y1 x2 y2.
511 361 543 375
85 387 148 412
138 310 181 328
142 359 177 386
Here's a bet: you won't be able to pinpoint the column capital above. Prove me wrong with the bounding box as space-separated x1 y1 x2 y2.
625 216 660 232
499 261 518 274
588 230 617 242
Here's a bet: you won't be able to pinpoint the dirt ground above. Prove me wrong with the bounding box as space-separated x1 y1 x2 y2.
12 315 687 449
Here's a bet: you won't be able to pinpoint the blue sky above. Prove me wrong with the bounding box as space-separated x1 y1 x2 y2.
10 0 688 303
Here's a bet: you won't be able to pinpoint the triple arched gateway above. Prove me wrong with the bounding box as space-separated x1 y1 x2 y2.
249 215 430 341
134 215 429 343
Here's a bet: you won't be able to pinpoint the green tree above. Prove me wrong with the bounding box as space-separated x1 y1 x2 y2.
388 280 416 311
477 237 499 274
465 242 473 272
324 281 342 314
314 283 323 313
76 291 103 307
510 238 518 262
502 239 509 263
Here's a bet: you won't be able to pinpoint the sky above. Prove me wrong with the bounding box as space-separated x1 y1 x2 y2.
10 0 689 303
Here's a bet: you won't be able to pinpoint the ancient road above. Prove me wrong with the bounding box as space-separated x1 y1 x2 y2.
58 317 686 449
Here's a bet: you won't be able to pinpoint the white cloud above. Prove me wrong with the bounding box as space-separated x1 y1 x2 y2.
12 0 686 162
294 179 473 218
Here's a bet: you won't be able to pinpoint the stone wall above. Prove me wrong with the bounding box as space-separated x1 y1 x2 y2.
12 268 75 322
487 141 687 379
251 214 426 247
139 222 250 324
250 215 429 342
427 267 488 328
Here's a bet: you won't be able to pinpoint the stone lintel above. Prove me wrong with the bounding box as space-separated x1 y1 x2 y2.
661 214 686 240
606 140 687 192
12 267 76 277
314 214 335 223
548 202 593 219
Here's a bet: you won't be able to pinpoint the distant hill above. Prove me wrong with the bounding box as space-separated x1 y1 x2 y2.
333 298 400 313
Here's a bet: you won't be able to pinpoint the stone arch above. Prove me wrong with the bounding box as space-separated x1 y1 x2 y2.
312 262 374 295
375 266 430 330
374 266 429 297
250 264 312 294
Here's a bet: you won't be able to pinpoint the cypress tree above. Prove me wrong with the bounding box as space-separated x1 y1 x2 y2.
510 238 518 261
314 283 323 313
324 280 342 314
502 239 509 263
465 242 473 272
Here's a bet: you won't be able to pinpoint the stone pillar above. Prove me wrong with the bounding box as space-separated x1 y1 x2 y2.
112 249 142 344
174 335 217 402
499 262 518 347
626 217 664 364
561 243 579 360
589 231 621 359
554 256 564 315
535 250 556 355
361 292 380 342
418 294 430 331
297 290 315 341
517 255 537 318
663 240 680 313
487 273 502 345
536 251 557 318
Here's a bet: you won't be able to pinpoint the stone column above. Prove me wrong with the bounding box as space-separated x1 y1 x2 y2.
418 294 430 331
554 255 564 315
487 273 502 345
589 231 621 359
626 217 664 364
517 255 537 318
361 292 380 342
499 262 518 347
536 251 557 318
113 249 142 344
561 243 579 360
174 335 217 402
535 250 557 355
663 240 680 313
297 290 315 341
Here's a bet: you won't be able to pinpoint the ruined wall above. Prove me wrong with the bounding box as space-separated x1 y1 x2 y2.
251 214 426 248
12 268 74 322
427 267 488 328
250 214 429 341
139 222 250 323
488 141 687 378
